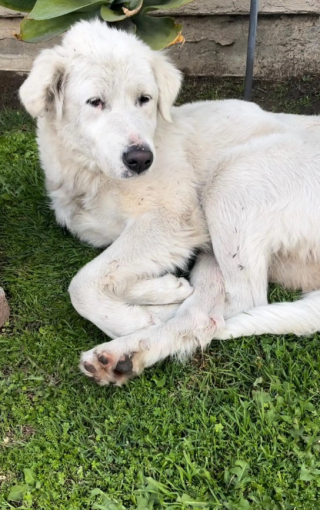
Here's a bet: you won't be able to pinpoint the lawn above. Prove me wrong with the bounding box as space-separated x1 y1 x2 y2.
1 77 320 510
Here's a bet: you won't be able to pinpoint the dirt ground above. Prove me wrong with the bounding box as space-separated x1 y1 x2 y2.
0 71 27 110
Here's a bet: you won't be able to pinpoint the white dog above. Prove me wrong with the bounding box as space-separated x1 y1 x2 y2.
19 19 320 386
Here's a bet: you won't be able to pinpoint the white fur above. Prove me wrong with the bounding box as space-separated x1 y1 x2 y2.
20 20 320 385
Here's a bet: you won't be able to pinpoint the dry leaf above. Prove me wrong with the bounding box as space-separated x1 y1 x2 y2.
122 1 143 18
167 32 185 47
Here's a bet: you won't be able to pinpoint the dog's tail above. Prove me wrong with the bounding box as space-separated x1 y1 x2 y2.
217 291 320 339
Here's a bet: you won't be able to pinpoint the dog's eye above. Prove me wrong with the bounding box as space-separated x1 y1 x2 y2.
138 95 151 106
86 97 104 109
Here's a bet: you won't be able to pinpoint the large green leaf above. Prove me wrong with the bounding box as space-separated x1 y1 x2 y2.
19 10 100 42
100 5 126 22
0 0 35 12
28 0 108 21
133 14 182 50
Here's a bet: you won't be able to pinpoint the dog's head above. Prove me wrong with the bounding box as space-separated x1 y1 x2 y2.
19 19 182 179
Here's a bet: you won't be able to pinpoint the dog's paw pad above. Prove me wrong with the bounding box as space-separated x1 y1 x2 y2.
115 355 133 374
83 361 97 374
98 353 111 365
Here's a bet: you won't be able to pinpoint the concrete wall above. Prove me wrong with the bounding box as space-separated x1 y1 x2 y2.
1 1 320 77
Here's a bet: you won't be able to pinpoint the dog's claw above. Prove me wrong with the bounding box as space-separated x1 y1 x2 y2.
115 355 133 374
83 361 97 374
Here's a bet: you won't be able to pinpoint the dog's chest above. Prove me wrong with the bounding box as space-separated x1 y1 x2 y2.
47 178 126 247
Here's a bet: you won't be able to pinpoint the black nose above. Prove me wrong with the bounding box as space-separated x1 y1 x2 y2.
122 145 153 174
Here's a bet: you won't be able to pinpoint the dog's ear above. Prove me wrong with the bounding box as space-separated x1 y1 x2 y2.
152 52 182 123
19 48 66 119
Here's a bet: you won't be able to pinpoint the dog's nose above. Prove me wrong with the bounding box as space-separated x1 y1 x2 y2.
122 145 153 174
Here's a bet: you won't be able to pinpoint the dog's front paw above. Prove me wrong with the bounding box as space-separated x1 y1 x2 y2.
80 340 147 386
161 274 193 303
103 269 138 299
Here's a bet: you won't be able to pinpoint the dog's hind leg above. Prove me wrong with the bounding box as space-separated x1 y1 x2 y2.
202 174 270 319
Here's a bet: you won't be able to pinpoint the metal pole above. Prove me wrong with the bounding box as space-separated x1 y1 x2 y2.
244 0 259 101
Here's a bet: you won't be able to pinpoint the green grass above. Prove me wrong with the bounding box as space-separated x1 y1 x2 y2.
1 80 320 510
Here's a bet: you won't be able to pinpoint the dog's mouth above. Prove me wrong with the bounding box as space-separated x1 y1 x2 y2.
123 170 135 179
122 169 151 179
